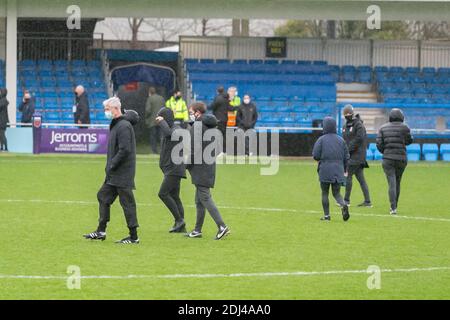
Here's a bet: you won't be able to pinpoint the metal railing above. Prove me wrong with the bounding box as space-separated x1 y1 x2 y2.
18 32 104 61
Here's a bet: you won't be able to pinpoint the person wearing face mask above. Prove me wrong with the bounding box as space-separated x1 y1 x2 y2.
18 90 35 125
84 97 140 244
185 102 230 240
342 104 372 207
165 90 189 128
73 85 90 129
209 86 236 154
236 94 258 156
155 107 187 233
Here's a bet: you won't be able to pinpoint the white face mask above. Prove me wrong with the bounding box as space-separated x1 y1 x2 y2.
243 99 250 104
189 114 196 122
105 111 113 120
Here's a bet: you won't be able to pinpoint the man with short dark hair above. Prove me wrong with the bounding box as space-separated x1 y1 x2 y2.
209 86 235 154
376 108 413 215
186 102 230 240
145 86 165 153
342 104 372 207
83 97 140 244
236 94 258 156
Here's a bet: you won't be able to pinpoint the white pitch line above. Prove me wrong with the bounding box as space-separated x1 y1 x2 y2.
0 198 449 222
1 266 450 280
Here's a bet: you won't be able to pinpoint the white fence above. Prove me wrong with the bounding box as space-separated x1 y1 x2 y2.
180 36 450 67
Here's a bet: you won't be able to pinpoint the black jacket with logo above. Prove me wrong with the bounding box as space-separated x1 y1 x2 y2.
74 92 91 124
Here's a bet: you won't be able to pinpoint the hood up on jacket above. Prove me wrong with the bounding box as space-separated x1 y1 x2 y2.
123 109 140 125
201 113 218 128
323 116 337 134
389 108 405 123
157 107 175 128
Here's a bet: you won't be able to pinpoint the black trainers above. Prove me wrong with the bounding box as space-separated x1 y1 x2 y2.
115 236 139 244
320 215 331 221
169 220 186 233
357 201 373 208
342 205 350 221
215 226 230 240
186 230 202 238
83 231 106 241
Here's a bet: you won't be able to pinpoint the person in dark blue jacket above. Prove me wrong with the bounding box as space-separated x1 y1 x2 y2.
312 117 350 221
18 90 35 124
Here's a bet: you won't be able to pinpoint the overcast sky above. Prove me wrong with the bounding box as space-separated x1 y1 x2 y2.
94 18 286 41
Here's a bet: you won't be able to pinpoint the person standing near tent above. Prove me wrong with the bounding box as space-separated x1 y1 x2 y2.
226 86 241 128
166 90 189 128
145 87 165 154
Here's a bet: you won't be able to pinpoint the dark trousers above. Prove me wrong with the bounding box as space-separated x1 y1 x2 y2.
96 183 139 236
321 182 345 216
158 175 184 222
382 159 407 210
217 122 226 153
0 129 7 150
149 126 160 154
345 164 371 203
194 185 225 232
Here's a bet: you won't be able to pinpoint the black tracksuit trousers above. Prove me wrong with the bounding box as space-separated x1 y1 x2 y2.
321 182 345 216
344 164 371 203
96 183 139 238
158 175 185 222
382 159 407 210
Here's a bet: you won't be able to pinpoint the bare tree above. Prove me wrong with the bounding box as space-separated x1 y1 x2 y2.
189 19 231 36
128 18 144 47
140 19 195 44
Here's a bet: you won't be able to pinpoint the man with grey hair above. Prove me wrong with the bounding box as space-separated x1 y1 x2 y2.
74 85 90 129
83 96 141 244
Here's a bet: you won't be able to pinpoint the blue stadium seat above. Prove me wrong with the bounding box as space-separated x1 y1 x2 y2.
373 150 383 160
44 112 60 121
407 144 421 161
366 148 374 161
440 144 450 161
422 143 439 161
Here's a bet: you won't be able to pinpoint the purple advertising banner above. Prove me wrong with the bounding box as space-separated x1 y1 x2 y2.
37 128 109 154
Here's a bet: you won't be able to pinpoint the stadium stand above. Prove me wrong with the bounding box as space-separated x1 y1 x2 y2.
422 143 439 161
407 143 422 161
440 144 450 161
6 59 109 125
184 59 337 130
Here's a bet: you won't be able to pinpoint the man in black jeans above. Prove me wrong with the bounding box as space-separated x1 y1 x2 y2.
376 108 413 215
342 104 372 207
84 97 140 244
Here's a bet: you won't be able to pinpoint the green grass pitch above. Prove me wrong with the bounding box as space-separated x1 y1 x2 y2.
0 153 449 300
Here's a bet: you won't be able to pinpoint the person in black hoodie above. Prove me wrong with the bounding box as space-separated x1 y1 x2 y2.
209 86 236 153
155 107 187 233
186 102 230 240
84 97 140 244
376 108 413 215
74 85 90 129
0 88 9 152
342 104 372 207
313 117 350 221
236 94 258 156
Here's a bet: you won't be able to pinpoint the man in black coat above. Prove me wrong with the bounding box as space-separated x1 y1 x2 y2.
376 108 413 215
342 104 372 207
186 102 230 240
18 90 35 124
236 94 258 156
0 88 9 152
74 85 90 129
155 107 187 233
209 86 235 153
84 97 140 244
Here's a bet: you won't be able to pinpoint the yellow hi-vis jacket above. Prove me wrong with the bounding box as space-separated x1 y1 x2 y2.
165 97 189 122
227 96 241 127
